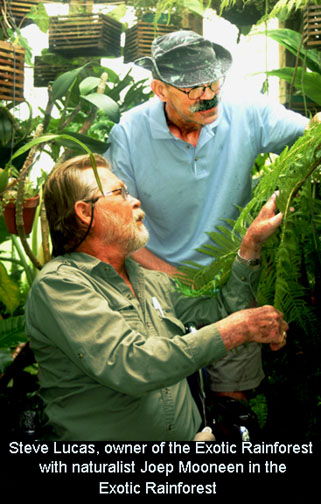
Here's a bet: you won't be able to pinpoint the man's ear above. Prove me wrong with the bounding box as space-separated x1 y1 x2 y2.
74 201 93 226
151 79 168 102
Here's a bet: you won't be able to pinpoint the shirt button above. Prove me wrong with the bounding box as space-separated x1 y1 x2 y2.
195 156 198 161
78 353 84 359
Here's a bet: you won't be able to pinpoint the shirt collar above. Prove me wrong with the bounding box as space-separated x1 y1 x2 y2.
62 252 141 278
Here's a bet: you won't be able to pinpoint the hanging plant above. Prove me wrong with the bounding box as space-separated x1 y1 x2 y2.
124 0 207 62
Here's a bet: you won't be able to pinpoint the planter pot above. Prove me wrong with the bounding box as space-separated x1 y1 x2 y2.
0 0 41 28
0 41 25 103
124 21 180 64
33 55 101 88
49 13 122 57
303 4 321 50
3 195 39 235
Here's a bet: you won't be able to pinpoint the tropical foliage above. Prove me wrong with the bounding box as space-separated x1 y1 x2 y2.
263 28 321 108
178 123 321 337
0 61 152 373
177 122 321 439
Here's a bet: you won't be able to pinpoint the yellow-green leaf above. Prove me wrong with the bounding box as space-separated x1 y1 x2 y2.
0 263 21 314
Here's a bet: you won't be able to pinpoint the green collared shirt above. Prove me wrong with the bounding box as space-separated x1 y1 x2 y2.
25 253 261 441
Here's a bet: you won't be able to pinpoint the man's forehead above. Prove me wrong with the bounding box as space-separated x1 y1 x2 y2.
84 166 122 188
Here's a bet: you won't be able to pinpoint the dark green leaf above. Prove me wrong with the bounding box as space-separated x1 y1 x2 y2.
52 65 89 101
0 263 21 315
265 28 321 74
0 315 27 348
0 216 10 244
265 67 321 106
0 348 12 373
81 93 120 123
59 131 109 154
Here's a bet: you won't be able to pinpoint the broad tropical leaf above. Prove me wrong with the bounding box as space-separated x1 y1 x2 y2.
0 263 21 315
265 67 321 106
81 93 120 123
52 64 90 101
264 28 321 74
0 315 26 348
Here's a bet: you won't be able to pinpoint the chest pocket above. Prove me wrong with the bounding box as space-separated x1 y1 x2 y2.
108 298 146 335
149 300 186 338
162 313 186 336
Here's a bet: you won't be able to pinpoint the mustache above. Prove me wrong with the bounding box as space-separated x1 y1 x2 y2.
190 94 219 112
134 209 145 222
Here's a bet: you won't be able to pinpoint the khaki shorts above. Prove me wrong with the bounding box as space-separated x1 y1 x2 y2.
206 342 264 392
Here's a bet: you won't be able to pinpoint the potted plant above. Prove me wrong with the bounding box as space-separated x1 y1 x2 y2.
0 173 40 236
0 0 45 29
123 0 205 63
33 49 101 88
0 41 25 103
48 12 123 58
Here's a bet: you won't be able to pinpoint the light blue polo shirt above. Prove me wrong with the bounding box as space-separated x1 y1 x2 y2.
107 91 308 266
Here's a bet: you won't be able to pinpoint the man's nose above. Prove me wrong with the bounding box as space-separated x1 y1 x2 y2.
201 86 215 100
128 193 141 208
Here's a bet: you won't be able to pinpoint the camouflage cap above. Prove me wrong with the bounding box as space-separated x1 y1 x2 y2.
135 30 232 88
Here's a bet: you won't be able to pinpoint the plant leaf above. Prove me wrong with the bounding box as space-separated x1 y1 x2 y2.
265 67 321 106
0 315 26 348
8 133 104 194
0 263 21 315
0 216 10 244
264 28 321 74
183 0 205 16
79 77 102 96
81 93 120 123
52 64 90 101
0 348 12 373
26 3 50 33
59 131 109 154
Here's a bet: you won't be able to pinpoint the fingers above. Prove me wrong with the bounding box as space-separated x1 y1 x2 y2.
248 305 288 348
257 191 278 216
264 309 289 351
242 193 283 251
217 305 289 352
270 329 287 351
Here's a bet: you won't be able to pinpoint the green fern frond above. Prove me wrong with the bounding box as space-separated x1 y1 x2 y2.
177 221 242 292
177 123 321 337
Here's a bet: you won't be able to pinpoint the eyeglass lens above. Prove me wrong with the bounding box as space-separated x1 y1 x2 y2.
188 79 224 100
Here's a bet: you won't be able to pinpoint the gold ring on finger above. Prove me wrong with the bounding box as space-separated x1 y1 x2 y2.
281 331 287 344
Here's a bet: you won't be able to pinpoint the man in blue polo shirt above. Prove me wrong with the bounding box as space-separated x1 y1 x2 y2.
106 30 316 433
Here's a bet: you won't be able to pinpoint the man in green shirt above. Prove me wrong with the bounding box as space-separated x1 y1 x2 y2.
25 154 287 441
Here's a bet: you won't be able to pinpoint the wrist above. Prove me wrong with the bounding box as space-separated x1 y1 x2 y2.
237 249 262 266
239 234 262 259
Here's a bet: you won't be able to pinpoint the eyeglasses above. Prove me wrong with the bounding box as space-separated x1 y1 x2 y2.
71 186 130 252
101 186 129 200
85 185 129 204
175 78 224 100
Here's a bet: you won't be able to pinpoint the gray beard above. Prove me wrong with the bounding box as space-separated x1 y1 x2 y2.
100 208 149 254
